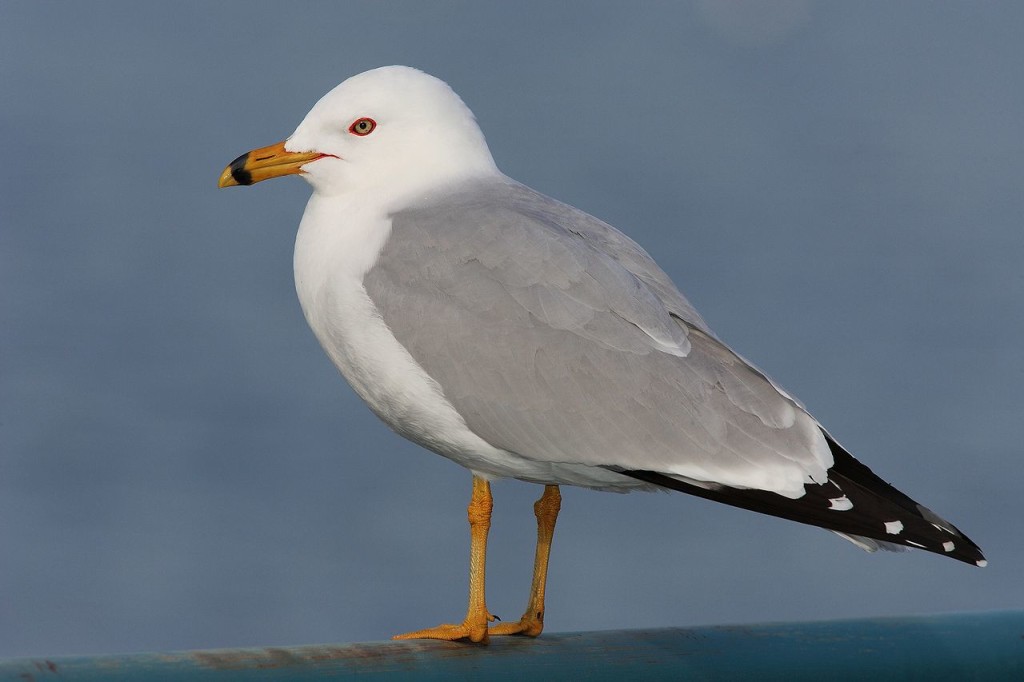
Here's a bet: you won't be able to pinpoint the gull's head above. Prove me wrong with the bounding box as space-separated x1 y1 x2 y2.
219 66 498 201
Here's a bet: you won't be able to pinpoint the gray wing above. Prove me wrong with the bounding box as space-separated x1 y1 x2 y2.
365 178 832 497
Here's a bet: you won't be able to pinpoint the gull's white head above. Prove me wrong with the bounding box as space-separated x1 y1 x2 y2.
219 66 498 203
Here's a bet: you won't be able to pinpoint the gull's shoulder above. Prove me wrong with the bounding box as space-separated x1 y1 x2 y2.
394 175 713 334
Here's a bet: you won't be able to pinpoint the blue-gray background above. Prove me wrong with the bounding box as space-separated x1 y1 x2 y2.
2 1 1021 658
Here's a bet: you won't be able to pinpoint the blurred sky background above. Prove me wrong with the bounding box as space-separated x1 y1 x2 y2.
2 1 1023 658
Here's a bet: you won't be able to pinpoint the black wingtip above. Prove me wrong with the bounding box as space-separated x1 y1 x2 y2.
619 434 986 567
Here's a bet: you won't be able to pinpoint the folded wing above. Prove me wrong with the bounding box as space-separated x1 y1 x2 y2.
366 178 831 498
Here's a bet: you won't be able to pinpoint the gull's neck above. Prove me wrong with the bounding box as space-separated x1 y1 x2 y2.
293 193 385 316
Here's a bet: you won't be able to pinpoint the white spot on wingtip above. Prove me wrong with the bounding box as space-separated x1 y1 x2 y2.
976 559 988 568
942 541 955 552
828 495 853 511
884 520 904 535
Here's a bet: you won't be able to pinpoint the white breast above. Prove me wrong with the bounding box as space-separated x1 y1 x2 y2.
288 197 501 477
290 194 642 490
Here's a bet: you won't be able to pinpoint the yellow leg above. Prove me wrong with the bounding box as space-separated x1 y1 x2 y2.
393 476 496 643
490 485 561 637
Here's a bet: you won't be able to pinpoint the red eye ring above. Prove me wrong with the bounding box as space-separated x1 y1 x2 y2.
349 117 376 136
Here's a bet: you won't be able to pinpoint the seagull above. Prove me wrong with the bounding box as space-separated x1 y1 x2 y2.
219 66 985 643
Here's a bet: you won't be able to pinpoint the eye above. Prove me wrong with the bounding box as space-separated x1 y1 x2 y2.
349 117 376 136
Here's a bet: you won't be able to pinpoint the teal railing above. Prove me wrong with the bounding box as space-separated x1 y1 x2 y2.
2 611 1021 681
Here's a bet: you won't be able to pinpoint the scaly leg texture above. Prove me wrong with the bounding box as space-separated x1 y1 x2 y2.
393 476 497 643
490 485 561 637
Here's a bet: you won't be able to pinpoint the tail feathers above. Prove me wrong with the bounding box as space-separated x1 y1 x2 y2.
619 433 986 567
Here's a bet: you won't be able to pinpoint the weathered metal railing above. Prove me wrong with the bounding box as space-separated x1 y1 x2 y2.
2 611 1021 681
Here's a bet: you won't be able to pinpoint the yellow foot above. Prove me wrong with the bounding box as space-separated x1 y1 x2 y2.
488 611 545 637
393 614 496 643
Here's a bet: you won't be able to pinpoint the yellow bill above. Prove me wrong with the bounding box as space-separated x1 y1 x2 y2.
218 140 326 188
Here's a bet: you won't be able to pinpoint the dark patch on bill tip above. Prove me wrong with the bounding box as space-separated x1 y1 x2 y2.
228 152 254 186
